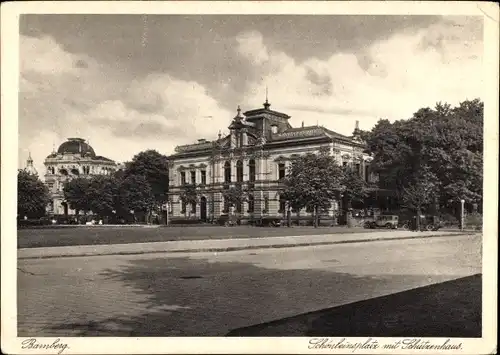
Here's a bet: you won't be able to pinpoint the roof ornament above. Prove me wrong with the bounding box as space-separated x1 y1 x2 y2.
263 86 271 110
218 130 222 140
236 105 242 118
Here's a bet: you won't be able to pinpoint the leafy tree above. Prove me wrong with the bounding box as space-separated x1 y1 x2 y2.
340 166 371 226
401 168 439 230
281 152 343 227
222 184 247 214
17 170 50 219
179 184 199 215
86 175 120 219
118 174 155 217
63 177 91 215
362 99 483 217
124 150 169 204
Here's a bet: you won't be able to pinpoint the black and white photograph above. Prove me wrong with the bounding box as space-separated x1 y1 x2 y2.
1 1 498 354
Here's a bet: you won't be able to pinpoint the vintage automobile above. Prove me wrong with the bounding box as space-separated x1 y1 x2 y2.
365 215 399 229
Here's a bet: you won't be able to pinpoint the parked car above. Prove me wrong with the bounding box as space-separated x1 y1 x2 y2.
365 215 399 229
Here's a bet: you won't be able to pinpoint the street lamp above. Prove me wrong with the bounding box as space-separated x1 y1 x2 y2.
460 199 465 231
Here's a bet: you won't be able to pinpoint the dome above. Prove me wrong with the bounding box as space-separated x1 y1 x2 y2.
57 138 96 157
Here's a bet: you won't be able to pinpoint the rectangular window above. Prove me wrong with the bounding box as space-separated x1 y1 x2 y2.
180 171 186 185
365 165 370 182
190 171 196 184
356 163 361 177
279 199 286 213
201 170 206 185
191 202 196 214
248 195 254 213
278 163 286 180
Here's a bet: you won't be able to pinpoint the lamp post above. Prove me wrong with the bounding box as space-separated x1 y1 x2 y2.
460 199 465 231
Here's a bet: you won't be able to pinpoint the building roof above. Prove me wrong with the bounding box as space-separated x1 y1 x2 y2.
57 138 96 157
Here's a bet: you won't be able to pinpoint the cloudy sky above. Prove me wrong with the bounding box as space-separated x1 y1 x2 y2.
19 14 483 177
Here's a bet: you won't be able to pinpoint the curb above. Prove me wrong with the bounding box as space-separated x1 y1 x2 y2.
18 232 475 260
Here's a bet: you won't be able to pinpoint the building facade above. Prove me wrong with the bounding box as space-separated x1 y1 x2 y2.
168 100 376 224
44 138 117 216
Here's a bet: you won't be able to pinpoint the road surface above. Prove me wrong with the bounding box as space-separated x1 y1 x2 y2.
18 234 481 336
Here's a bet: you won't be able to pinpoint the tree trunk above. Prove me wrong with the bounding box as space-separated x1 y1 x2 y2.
313 206 319 228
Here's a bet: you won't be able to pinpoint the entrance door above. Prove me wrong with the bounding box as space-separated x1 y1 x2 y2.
200 197 207 222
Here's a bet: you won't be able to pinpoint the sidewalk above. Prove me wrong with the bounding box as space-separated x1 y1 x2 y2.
18 230 474 260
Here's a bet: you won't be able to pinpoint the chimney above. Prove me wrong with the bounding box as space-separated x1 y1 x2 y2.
301 121 304 128
355 120 360 131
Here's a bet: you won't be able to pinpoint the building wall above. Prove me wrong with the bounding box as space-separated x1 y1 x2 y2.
44 153 117 216
168 140 373 222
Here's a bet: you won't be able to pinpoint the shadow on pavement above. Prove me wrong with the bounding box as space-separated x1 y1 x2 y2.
227 274 482 337
34 256 481 337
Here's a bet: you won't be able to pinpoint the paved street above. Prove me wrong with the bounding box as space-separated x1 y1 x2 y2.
18 234 481 336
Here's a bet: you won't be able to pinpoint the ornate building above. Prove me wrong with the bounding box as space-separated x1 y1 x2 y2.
44 138 117 216
168 99 376 224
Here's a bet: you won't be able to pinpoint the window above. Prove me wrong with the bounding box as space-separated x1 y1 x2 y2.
264 196 269 212
201 170 206 185
278 163 286 180
190 171 196 184
249 159 256 182
180 171 186 185
271 125 278 134
236 200 242 213
224 161 231 183
191 201 196 214
236 160 243 182
355 163 361 177
279 198 286 213
247 195 254 213
365 165 370 182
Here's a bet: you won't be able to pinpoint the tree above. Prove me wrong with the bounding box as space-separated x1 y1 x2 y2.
63 177 91 215
401 168 439 230
362 99 483 216
281 152 343 228
222 184 248 214
124 150 169 223
340 166 371 226
86 175 120 219
124 150 169 204
179 184 198 216
17 170 50 219
118 174 155 220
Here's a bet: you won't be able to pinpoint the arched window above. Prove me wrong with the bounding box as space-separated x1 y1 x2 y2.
247 195 254 213
249 159 256 182
271 125 278 134
236 160 243 182
224 161 231 183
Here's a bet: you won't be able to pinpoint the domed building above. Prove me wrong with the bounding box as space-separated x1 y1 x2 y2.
44 138 117 216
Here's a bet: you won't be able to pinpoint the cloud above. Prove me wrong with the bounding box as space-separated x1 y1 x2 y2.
234 17 483 135
19 35 232 178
